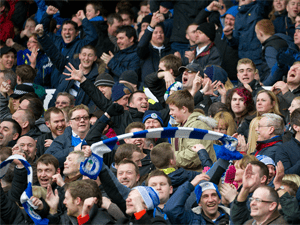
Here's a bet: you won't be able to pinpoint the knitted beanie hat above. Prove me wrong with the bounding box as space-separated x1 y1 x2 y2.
194 181 221 204
111 82 132 102
197 22 216 41
94 72 115 87
120 70 138 85
132 186 160 210
142 110 163 126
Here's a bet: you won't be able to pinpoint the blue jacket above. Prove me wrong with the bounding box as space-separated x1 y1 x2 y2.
137 27 175 86
227 0 272 65
165 181 230 225
17 48 53 88
106 44 141 82
273 11 295 39
275 137 300 175
45 126 73 168
38 33 98 108
40 12 98 88
253 135 283 161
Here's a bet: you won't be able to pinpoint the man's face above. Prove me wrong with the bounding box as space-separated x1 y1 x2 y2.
295 15 300 27
17 136 37 160
63 190 79 217
0 52 15 69
0 121 17 147
148 175 173 204
256 117 272 141
69 109 90 135
288 99 300 115
18 99 30 110
287 0 300 18
273 0 287 12
267 165 276 183
256 92 274 115
86 4 99 20
108 19 123 36
63 153 80 177
117 163 139 188
46 112 66 137
27 37 39 52
169 104 186 124
239 0 253 6
79 48 97 69
287 63 300 85
25 20 36 33
120 14 134 26
126 189 144 215
255 25 263 44
248 165 266 192
130 151 143 167
195 30 210 45
237 63 255 84
231 93 247 116
182 69 197 90
12 110 27 129
139 5 150 16
294 29 300 46
186 25 199 45
61 23 78 44
129 92 149 112
124 128 145 150
144 118 162 129
55 95 71 109
97 86 112 99
151 26 164 47
37 162 58 188
199 189 221 220
224 14 235 27
117 32 134 50
115 94 131 110
250 188 275 220
12 98 20 111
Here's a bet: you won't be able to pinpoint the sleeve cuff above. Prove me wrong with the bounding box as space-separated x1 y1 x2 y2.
134 209 146 220
147 25 154 32
77 214 90 225
99 114 110 124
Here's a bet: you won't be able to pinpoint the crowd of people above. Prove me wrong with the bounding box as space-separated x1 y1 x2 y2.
1 0 300 224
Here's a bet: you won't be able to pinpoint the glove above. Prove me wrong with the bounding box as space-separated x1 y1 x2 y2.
106 103 124 117
276 49 296 68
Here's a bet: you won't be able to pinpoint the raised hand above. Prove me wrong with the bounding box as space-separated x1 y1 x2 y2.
190 173 210 187
46 6 59 15
52 174 65 187
192 144 206 153
82 145 92 158
82 197 98 216
64 63 86 83
45 184 59 214
26 46 38 68
206 1 223 11
76 10 86 20
30 196 44 210
220 183 237 206
6 38 15 47
35 24 44 37
100 51 114 65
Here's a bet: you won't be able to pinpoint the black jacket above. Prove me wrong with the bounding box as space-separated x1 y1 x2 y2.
36 132 53 158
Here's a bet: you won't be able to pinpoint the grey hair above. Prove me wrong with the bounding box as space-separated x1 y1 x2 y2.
69 150 85 163
262 113 284 135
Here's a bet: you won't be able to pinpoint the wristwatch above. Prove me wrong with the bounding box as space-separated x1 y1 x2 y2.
275 186 285 191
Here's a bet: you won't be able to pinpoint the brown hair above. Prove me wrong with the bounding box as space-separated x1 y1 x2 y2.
160 54 182 77
16 64 36 83
166 89 194 113
114 144 142 165
256 90 282 116
125 121 145 133
57 92 75 106
44 107 64 122
150 142 174 169
145 169 172 186
250 161 269 184
118 159 140 176
214 111 236 136
36 154 59 171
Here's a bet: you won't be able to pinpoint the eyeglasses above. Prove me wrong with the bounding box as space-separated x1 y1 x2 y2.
55 101 69 105
70 116 89 122
249 197 273 204
257 125 272 128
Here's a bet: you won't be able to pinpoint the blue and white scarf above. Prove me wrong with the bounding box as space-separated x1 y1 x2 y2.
80 127 242 179
0 155 49 225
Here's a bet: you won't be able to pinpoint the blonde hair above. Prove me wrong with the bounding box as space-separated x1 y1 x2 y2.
225 78 234 91
247 116 262 154
32 186 47 199
214 111 236 136
256 90 282 116
283 174 300 187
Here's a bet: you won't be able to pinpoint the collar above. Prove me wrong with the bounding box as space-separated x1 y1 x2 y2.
196 45 208 56
160 167 176 175
72 130 83 140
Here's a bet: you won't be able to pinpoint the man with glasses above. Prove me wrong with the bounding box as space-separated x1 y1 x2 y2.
247 186 288 225
55 92 75 109
254 113 284 161
45 104 90 167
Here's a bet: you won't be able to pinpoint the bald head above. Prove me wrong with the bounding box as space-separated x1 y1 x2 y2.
16 136 37 160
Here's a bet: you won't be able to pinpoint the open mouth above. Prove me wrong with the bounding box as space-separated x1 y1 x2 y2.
64 35 72 42
182 77 188 84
